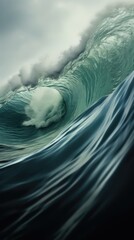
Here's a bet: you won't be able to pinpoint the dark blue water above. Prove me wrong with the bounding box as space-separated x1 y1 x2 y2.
0 72 134 240
0 6 134 240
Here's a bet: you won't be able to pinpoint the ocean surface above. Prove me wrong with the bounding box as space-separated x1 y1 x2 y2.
0 6 134 240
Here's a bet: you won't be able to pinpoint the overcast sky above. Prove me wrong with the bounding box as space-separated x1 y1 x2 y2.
0 0 132 82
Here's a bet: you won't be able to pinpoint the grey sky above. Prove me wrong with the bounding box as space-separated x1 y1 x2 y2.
0 0 131 82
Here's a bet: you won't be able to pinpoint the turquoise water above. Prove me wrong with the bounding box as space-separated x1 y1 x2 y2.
0 5 134 240
1 6 134 162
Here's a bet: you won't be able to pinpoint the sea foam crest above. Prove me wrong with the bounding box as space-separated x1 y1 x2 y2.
23 87 65 128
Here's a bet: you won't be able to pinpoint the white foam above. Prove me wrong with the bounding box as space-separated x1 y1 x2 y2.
23 87 65 128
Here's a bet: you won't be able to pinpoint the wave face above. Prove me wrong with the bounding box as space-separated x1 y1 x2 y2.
0 6 134 240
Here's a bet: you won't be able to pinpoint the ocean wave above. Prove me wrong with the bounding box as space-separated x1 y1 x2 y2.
0 70 133 239
0 5 134 240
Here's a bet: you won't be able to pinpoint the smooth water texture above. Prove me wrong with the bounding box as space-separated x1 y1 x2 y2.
0 5 134 240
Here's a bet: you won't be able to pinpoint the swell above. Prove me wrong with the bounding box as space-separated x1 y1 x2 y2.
0 5 134 240
0 71 133 239
0 6 134 163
